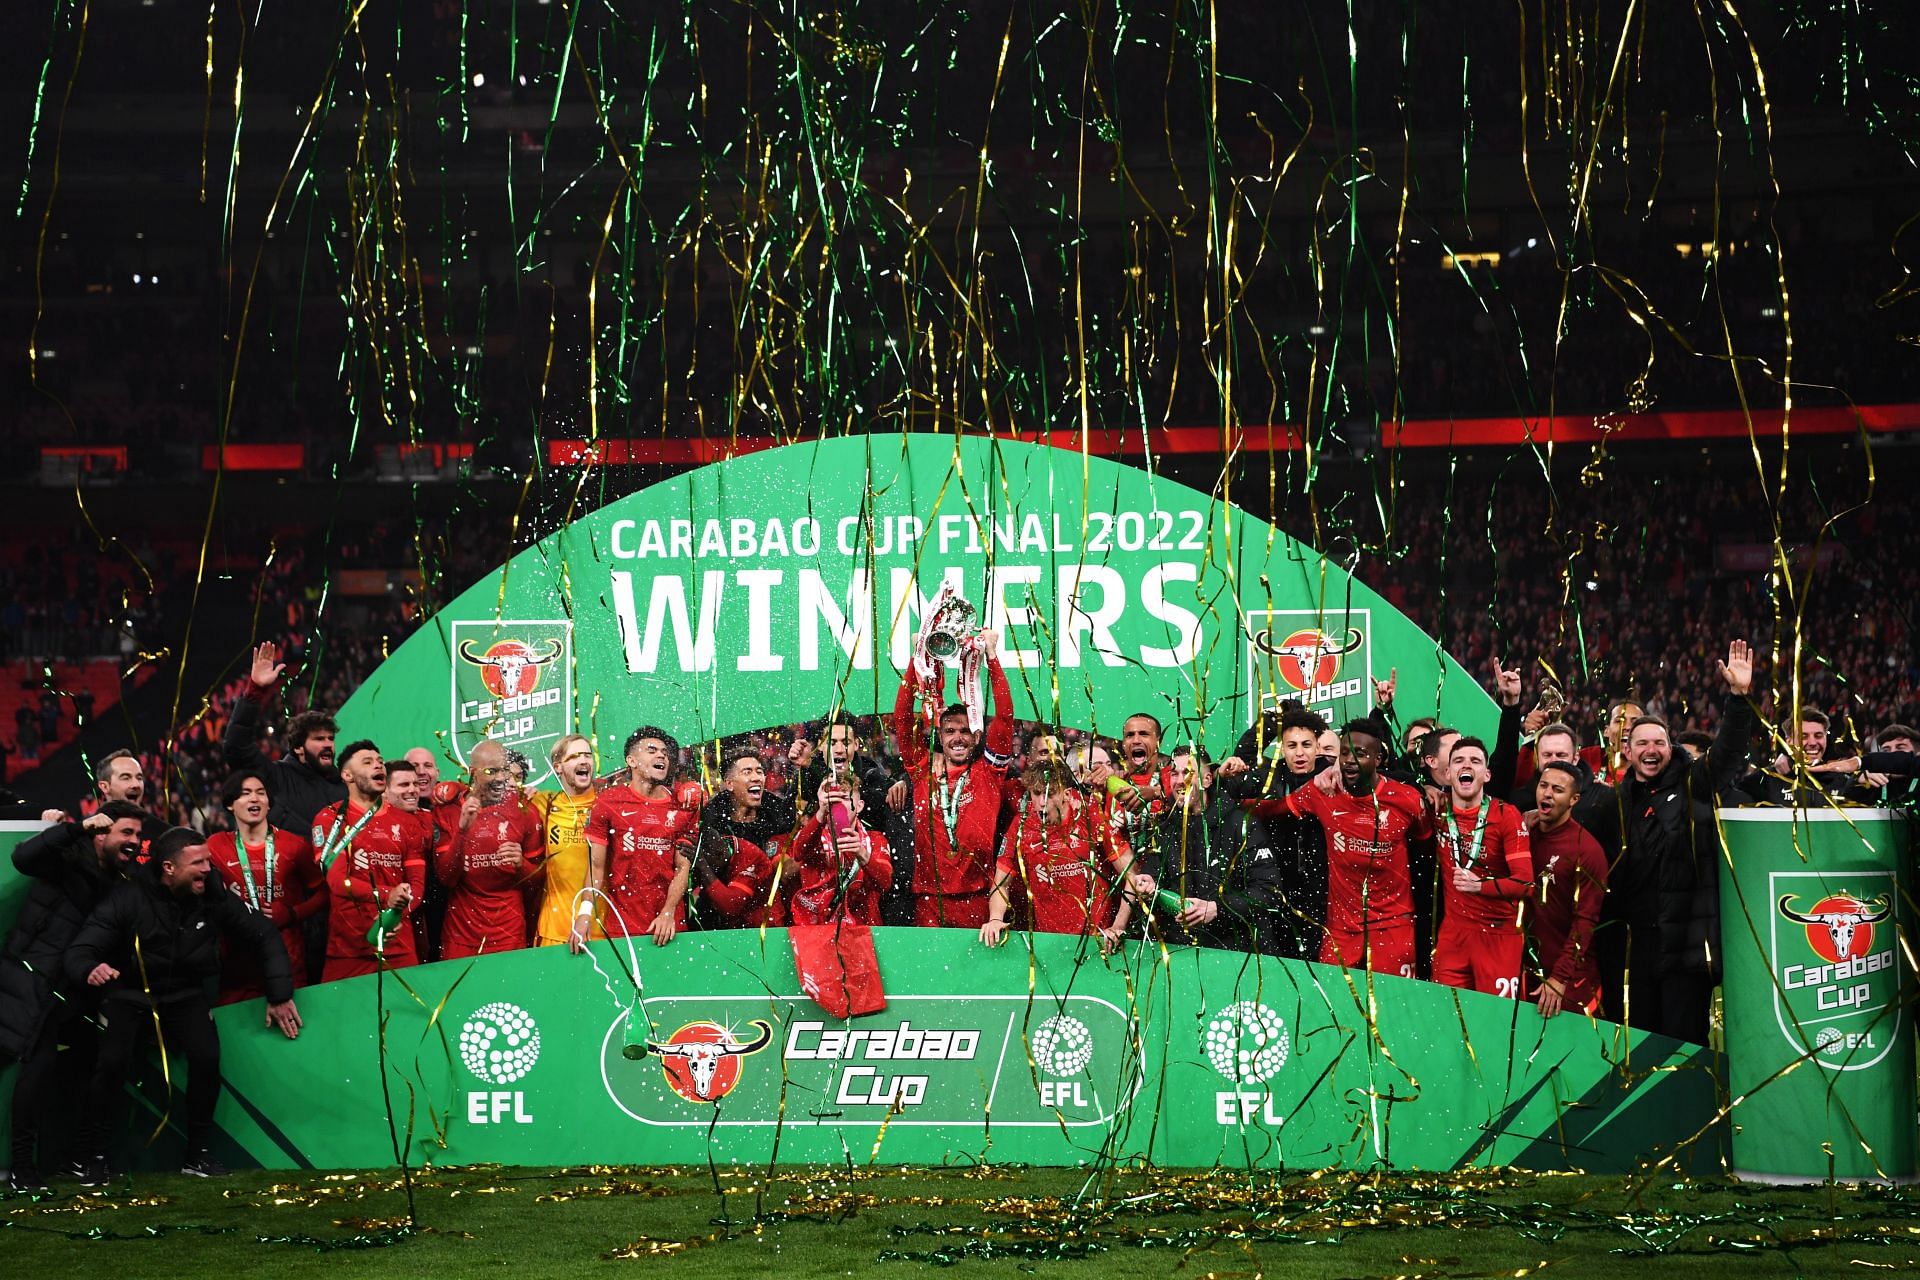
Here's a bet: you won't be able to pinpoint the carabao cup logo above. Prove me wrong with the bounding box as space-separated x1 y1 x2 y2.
651 1019 774 1103
460 1001 542 1084
1777 892 1891 965
459 637 562 698
449 620 573 783
1255 627 1364 694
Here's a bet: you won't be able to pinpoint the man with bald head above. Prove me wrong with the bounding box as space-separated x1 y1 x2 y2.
403 747 442 791
434 740 546 957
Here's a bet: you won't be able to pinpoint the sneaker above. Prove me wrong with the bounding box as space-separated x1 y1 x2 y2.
179 1154 228 1178
6 1168 49 1196
76 1156 112 1188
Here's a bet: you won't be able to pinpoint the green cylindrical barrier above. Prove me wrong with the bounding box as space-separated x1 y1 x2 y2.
1719 808 1915 1183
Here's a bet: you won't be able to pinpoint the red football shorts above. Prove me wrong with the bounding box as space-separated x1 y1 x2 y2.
1320 923 1416 979
1431 915 1524 998
914 891 991 929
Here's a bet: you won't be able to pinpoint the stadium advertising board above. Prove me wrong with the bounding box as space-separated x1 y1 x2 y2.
204 927 1719 1172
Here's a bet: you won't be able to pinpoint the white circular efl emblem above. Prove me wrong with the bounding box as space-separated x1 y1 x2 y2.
460 1001 542 1084
1204 1000 1289 1084
1030 1015 1095 1077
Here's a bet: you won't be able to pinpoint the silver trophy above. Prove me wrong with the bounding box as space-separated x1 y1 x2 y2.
921 584 978 662
914 583 987 732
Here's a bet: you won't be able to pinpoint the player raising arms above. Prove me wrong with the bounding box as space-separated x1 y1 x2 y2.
1430 737 1534 998
571 726 701 949
894 628 1014 929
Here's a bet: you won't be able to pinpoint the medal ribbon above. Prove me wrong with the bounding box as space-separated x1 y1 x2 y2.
1444 796 1491 871
234 827 276 910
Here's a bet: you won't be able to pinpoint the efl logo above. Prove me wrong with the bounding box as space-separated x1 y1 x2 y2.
460 1001 541 1126
1777 892 1891 965
1204 999 1290 1127
1245 610 1371 718
651 1019 774 1103
449 620 574 783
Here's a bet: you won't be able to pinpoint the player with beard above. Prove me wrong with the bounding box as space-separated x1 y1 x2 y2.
207 772 324 1004
1114 714 1170 816
1600 641 1755 1042
785 774 893 926
894 629 1015 929
573 726 701 949
312 742 426 979
435 740 546 958
1260 718 1430 978
2 803 143 1194
67 828 301 1181
689 752 779 927
982 761 1132 951
1431 737 1534 997
223 642 347 830
530 734 603 946
1524 762 1608 1018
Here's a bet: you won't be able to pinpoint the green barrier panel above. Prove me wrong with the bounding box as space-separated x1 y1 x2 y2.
197 927 1720 1172
1719 809 1917 1183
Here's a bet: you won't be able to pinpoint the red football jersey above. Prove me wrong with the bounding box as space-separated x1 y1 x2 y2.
894 660 1014 899
697 836 778 925
584 783 700 937
787 815 892 926
995 801 1128 936
1436 796 1533 931
314 802 429 972
1526 817 1609 1006
207 827 323 1002
1287 777 1430 934
434 795 546 958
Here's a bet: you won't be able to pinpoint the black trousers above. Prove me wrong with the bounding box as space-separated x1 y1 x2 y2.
1594 917 1713 1046
9 1011 99 1171
84 993 221 1160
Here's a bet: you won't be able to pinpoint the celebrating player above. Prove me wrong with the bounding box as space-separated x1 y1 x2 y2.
894 628 1015 928
1430 737 1533 997
1263 718 1430 978
982 761 1131 952
206 771 323 1004
435 739 546 958
530 734 602 946
312 741 428 980
572 726 700 948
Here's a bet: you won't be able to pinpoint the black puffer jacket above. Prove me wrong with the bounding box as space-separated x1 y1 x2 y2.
222 689 346 831
65 858 293 1007
1609 693 1755 975
0 823 126 1058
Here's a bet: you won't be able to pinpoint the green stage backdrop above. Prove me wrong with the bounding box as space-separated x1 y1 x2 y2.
199 928 1719 1173
336 435 1500 781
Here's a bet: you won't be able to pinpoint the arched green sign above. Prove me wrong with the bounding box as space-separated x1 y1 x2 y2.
341 435 1497 776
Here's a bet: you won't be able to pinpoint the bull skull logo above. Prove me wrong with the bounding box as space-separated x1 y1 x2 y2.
649 1019 774 1103
459 637 564 699
1251 625 1364 694
1778 892 1892 965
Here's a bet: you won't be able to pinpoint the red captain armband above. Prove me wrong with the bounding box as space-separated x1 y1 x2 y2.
430 781 469 808
674 779 706 811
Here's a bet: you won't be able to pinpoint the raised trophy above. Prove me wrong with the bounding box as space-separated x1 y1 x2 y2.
914 582 987 732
